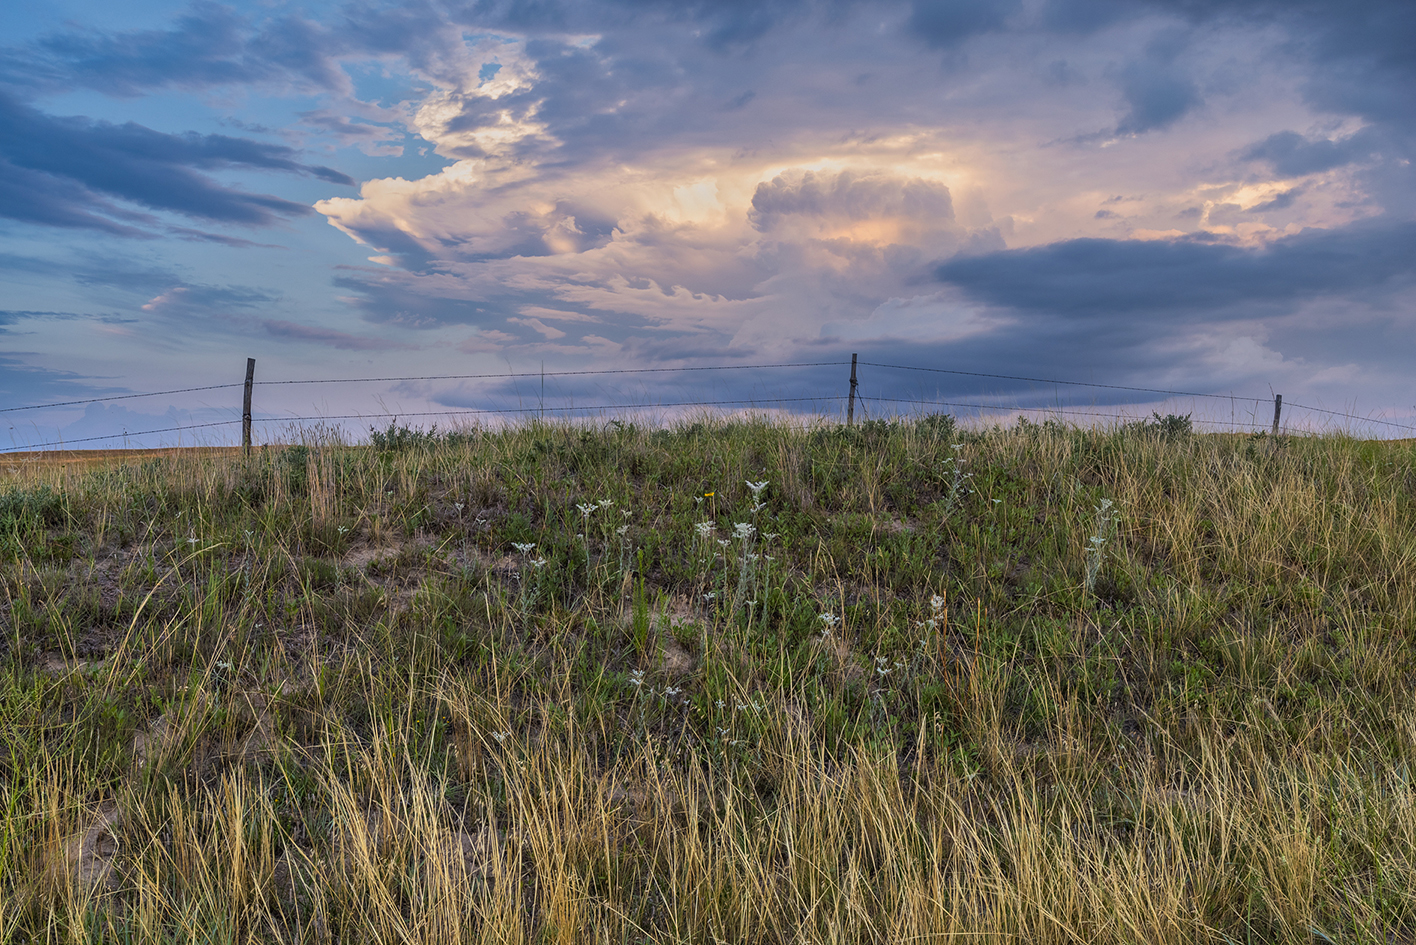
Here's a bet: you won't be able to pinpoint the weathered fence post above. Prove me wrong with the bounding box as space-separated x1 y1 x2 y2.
1271 394 1282 436
847 353 858 426
243 358 255 456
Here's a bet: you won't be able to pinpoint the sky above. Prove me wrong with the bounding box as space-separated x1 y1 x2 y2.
3 0 1415 449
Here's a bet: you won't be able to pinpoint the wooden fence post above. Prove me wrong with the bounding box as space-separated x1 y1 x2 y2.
1271 394 1282 436
847 353 858 426
243 358 255 456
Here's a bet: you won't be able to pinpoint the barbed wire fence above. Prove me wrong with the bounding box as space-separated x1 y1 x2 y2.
4 356 1415 454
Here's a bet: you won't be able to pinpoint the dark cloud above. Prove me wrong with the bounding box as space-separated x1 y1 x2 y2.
906 0 1020 48
2 2 347 97
298 109 405 153
750 170 954 230
934 223 1416 319
1040 0 1141 33
332 270 492 328
0 158 157 235
1247 188 1300 212
0 355 126 413
263 319 413 350
1114 30 1199 134
1241 128 1382 176
0 251 178 298
442 0 811 49
139 283 276 318
0 93 352 233
1115 63 1198 134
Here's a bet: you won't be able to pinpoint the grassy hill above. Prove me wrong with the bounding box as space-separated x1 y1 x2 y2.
3 417 1415 943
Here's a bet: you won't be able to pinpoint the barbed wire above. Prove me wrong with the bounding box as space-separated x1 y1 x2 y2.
0 383 244 415
0 362 848 415
2 419 241 451
860 361 1271 403
1 397 845 452
858 396 1266 429
253 362 849 387
6 358 1280 415
1283 401 1416 434
6 357 1414 445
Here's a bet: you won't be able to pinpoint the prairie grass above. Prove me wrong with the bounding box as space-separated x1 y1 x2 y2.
3 416 1416 942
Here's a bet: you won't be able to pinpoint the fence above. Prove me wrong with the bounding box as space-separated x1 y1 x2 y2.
4 355 1415 453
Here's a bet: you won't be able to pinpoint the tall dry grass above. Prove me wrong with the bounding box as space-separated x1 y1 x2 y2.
2 419 1415 941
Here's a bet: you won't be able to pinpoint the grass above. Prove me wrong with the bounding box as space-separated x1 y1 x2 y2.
2 414 1415 943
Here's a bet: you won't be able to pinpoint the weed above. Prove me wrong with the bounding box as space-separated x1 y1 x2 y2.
2 418 1414 943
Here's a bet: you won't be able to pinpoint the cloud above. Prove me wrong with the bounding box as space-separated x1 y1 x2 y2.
750 169 955 230
298 109 406 156
0 355 126 415
0 93 353 233
2 2 349 98
1113 30 1199 134
141 284 275 315
906 0 1021 48
1241 129 1382 177
262 319 413 350
933 223 1416 318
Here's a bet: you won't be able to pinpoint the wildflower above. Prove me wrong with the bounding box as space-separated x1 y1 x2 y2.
512 542 536 555
491 731 509 743
455 502 464 512
530 558 547 569
763 533 779 542
746 480 768 496
733 522 756 540
576 502 596 518
628 670 645 687
616 525 629 536
715 699 725 709
717 539 730 549
818 613 840 628
1085 497 1119 596
703 592 717 601
750 501 766 514
930 594 946 613
598 498 615 510
663 686 681 697
695 521 716 538
187 537 198 545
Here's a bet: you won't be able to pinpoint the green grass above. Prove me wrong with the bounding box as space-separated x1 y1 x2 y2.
3 415 1416 943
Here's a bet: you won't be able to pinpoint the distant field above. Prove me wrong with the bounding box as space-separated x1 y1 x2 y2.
3 418 1415 943
2 447 245 478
